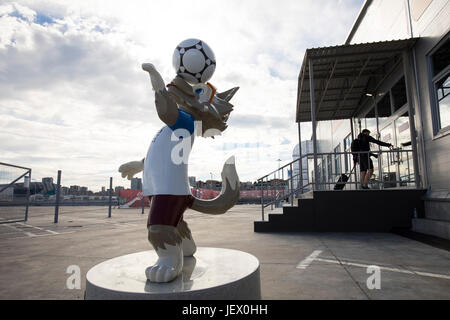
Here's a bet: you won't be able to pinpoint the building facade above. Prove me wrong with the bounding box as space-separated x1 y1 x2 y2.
306 0 450 238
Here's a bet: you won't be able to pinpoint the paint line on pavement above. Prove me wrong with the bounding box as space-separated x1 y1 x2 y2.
296 250 323 269
315 258 450 280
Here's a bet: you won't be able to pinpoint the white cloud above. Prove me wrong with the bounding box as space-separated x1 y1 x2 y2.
0 0 363 190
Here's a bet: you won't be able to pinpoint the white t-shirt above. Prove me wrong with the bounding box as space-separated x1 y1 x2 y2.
143 110 195 196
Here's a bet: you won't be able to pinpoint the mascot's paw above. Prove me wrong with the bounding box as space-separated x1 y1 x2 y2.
142 63 156 73
145 264 179 283
142 63 165 92
146 244 183 283
118 160 144 180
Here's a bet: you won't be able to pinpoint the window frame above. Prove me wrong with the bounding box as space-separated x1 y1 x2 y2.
343 133 352 173
427 32 450 136
334 143 342 176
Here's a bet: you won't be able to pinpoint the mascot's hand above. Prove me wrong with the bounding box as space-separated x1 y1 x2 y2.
142 63 165 92
118 161 144 180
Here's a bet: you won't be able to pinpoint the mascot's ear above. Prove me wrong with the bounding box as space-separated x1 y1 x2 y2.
217 87 239 102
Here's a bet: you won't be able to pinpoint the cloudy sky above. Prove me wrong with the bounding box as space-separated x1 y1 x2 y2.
0 0 363 191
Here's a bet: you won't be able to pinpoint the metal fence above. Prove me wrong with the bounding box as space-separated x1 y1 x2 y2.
0 162 126 224
258 149 417 221
0 162 31 223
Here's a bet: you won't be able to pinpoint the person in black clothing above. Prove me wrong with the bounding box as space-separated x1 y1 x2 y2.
356 129 393 189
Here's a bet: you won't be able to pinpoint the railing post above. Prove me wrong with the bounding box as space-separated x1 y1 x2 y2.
108 177 112 218
290 164 294 206
378 150 383 190
54 170 61 224
309 58 319 191
407 151 411 185
298 122 303 196
24 171 31 221
260 179 264 221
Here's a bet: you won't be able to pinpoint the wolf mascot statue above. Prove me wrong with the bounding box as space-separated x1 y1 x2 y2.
119 40 240 283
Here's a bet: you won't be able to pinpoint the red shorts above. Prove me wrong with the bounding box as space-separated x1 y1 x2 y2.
146 195 194 228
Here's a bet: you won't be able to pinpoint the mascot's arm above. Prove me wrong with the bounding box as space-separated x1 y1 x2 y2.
118 159 144 180
142 63 179 126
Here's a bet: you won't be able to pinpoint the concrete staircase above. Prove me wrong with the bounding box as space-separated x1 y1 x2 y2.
412 192 450 240
254 189 427 232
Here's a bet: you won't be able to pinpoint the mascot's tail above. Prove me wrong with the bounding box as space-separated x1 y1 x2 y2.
190 156 240 214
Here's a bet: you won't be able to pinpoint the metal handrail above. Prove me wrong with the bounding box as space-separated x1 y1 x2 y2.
258 149 416 221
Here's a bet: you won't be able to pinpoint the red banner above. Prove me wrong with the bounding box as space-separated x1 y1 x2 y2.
119 188 285 207
118 190 150 208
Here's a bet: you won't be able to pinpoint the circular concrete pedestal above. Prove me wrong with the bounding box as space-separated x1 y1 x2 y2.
85 247 260 300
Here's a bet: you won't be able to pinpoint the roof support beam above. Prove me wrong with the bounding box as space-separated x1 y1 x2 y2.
302 86 367 93
332 56 371 119
316 60 338 115
351 58 402 117
307 48 405 61
308 58 319 190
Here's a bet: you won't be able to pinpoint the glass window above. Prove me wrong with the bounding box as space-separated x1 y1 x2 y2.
392 77 408 112
334 144 342 175
435 75 450 129
395 112 415 185
377 92 392 119
365 107 377 136
343 134 352 150
343 134 352 172
380 124 397 188
327 155 332 181
430 34 450 131
395 112 411 147
432 36 450 75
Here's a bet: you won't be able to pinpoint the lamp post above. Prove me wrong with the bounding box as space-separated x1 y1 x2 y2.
209 172 213 190
277 159 282 180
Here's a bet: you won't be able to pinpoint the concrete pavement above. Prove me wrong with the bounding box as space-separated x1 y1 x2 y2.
0 204 449 299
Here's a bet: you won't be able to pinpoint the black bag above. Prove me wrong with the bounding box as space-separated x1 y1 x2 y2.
350 138 361 163
334 166 356 190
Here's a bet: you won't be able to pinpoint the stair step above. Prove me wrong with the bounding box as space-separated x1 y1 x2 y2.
255 189 427 233
412 218 450 240
424 199 450 222
254 220 313 232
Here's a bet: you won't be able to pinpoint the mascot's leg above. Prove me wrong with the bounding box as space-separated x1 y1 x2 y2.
146 225 183 283
177 219 197 257
145 195 193 283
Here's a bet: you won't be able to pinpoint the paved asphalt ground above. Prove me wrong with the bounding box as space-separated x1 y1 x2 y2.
0 204 449 300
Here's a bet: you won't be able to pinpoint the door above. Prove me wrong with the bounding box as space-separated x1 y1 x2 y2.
395 111 414 186
379 124 397 188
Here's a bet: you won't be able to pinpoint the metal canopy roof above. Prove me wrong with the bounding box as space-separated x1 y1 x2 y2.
296 38 418 123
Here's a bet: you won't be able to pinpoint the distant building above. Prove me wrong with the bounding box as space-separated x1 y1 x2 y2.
69 185 81 195
115 186 124 195
205 180 221 190
131 178 142 190
240 181 254 190
61 186 69 195
80 187 88 195
188 176 196 187
0 186 14 201
41 177 55 195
